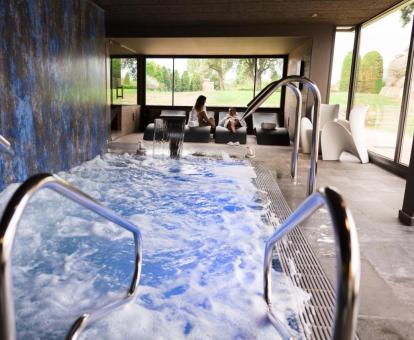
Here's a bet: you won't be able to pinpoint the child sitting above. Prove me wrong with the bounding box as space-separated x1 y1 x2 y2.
219 107 246 133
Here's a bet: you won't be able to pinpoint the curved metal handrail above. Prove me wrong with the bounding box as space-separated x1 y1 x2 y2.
243 75 321 195
285 84 302 182
0 173 143 340
264 186 360 340
0 135 14 156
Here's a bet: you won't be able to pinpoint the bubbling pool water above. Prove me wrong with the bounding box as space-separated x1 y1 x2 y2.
0 153 309 339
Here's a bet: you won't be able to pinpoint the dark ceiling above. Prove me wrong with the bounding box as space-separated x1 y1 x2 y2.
93 0 405 36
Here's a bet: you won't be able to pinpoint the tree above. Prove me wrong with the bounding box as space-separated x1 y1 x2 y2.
190 73 202 91
237 58 255 88
121 58 137 81
400 3 414 27
181 71 191 91
174 70 181 92
123 72 131 86
358 51 384 94
339 52 353 91
161 67 172 91
237 58 281 91
205 59 234 90
112 59 121 87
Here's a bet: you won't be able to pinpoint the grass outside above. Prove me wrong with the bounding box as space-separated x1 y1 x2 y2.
112 88 137 105
111 88 413 141
146 90 281 108
330 91 414 137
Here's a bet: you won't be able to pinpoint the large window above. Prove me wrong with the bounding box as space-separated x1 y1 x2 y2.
111 58 137 105
146 58 173 105
173 58 255 107
401 68 414 165
354 7 413 159
146 57 285 108
255 58 284 107
329 30 355 118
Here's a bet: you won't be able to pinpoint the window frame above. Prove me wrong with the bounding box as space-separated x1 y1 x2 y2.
110 55 139 106
329 2 414 178
143 54 288 110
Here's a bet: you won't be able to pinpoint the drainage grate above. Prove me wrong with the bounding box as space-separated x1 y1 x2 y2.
253 162 339 340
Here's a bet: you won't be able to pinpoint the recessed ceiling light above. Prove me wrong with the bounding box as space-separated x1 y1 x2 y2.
312 13 318 18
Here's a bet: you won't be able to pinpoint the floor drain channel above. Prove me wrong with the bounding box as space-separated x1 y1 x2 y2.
252 162 358 340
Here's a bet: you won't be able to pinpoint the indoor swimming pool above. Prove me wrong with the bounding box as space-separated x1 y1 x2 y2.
0 153 310 339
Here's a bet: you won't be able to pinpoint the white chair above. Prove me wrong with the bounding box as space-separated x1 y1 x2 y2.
300 104 340 154
321 105 369 163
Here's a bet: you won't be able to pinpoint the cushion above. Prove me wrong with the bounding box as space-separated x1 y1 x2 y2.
261 122 276 130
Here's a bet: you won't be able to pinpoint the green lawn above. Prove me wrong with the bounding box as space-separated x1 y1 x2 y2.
111 88 413 138
147 90 281 108
330 91 414 136
112 88 137 105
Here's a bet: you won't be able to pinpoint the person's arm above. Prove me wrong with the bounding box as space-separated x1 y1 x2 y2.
219 115 230 127
198 110 209 124
237 115 247 127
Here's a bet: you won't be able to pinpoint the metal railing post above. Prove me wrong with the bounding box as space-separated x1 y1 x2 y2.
243 76 321 195
0 174 143 340
286 84 302 182
263 187 360 340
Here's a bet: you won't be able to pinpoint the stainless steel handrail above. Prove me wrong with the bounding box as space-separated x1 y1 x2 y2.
286 84 302 183
264 187 360 340
0 135 14 156
0 173 143 340
243 76 321 195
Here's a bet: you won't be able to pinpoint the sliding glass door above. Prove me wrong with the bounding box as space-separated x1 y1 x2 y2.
354 7 413 160
329 29 355 119
401 68 414 165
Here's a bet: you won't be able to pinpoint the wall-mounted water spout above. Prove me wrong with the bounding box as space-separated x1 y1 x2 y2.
243 76 321 195
0 135 14 156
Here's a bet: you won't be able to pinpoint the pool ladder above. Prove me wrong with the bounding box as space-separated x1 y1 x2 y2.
263 186 361 340
243 75 322 196
0 173 143 340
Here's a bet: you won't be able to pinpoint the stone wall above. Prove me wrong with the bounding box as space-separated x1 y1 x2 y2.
0 0 107 190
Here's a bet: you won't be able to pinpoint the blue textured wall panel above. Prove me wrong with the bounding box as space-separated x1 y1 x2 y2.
0 0 107 190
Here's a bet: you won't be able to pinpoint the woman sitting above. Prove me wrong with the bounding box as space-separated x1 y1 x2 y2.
188 95 216 128
219 107 246 133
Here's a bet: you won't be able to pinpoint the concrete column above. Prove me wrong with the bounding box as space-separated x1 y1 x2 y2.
399 137 414 226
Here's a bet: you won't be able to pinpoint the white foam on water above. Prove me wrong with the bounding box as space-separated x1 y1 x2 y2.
0 153 310 339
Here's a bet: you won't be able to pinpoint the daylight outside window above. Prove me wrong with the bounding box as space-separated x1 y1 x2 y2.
354 6 413 160
146 57 284 108
400 65 414 165
146 58 173 105
111 58 137 105
255 58 284 108
329 30 355 119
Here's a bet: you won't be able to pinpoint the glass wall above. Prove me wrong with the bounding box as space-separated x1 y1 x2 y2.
401 67 414 165
354 7 413 159
173 58 255 107
329 30 355 118
146 57 285 108
111 58 137 105
255 58 284 107
146 58 173 105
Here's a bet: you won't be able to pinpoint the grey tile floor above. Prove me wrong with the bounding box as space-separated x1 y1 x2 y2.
109 133 414 340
